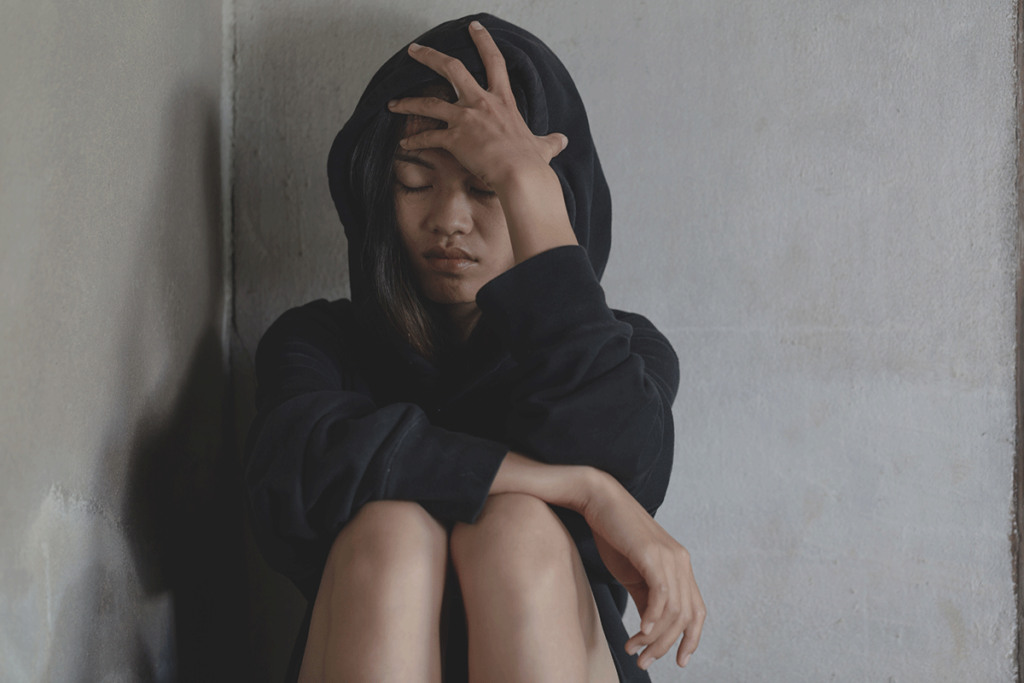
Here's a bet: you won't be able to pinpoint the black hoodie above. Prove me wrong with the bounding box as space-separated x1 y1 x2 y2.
245 13 678 682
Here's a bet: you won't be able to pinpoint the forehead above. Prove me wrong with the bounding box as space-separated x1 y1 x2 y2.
393 147 467 176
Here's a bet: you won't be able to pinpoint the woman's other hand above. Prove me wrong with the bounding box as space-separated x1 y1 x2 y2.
582 470 706 672
387 21 577 263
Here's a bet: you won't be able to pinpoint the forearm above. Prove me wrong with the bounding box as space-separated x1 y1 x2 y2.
489 450 612 514
492 164 577 264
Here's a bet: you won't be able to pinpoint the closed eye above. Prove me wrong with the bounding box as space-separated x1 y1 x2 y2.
470 186 497 199
396 182 431 194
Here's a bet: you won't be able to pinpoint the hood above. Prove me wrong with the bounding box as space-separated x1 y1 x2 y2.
327 13 611 302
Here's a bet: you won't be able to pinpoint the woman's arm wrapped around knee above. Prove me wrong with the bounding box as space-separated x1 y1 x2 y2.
488 451 704 671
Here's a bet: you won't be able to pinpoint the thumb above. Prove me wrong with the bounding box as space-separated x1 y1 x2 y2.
540 132 568 160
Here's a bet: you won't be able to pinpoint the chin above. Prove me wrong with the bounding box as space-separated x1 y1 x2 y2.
419 281 481 307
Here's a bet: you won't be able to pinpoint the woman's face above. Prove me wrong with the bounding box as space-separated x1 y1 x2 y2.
393 141 515 311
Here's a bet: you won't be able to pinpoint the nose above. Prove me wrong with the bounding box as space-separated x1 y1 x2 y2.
425 187 473 236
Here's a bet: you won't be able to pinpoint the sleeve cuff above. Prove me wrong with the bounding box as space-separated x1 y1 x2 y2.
475 245 616 356
383 424 509 524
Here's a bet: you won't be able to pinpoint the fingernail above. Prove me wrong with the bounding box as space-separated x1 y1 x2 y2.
681 653 691 668
626 644 640 656
470 20 483 30
387 100 398 108
409 42 422 51
560 134 569 150
639 657 652 670
641 621 653 635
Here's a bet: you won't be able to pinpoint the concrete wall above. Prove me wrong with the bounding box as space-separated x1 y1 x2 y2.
4 0 1013 680
233 1 1020 680
0 0 248 680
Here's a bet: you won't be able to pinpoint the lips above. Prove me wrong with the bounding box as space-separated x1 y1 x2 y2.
422 245 477 274
423 245 476 261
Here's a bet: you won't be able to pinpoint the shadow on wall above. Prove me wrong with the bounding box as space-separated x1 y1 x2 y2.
124 329 249 682
121 86 249 682
233 8 426 682
38 85 249 681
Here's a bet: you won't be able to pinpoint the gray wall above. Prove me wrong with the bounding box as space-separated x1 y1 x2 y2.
232 1 1019 681
0 0 248 680
1 0 1017 680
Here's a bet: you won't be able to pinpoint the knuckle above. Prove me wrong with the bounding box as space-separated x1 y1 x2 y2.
639 547 659 567
446 57 469 76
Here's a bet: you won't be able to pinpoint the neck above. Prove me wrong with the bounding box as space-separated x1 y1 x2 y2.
442 302 482 345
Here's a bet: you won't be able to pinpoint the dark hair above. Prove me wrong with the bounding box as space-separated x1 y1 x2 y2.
349 95 436 360
350 74 528 361
348 80 478 362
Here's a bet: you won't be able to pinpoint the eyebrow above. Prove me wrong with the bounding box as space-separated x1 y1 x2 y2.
394 153 435 170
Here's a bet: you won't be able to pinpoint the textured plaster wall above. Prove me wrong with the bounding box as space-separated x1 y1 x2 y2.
0 0 247 680
232 1 1019 681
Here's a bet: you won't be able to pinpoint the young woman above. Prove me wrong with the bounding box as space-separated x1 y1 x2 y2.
245 14 705 683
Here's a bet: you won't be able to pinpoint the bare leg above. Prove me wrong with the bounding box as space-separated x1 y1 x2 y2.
298 500 449 683
449 493 618 683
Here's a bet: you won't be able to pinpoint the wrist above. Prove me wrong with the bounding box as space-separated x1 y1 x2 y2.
575 467 618 519
491 451 601 513
493 166 577 264
490 159 556 194
552 464 605 513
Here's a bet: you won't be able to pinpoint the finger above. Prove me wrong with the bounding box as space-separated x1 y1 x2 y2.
630 587 649 624
676 593 707 666
636 554 682 669
637 613 686 671
539 133 568 161
624 627 653 659
626 617 668 663
399 128 452 151
664 551 681 636
623 587 650 656
388 96 460 122
468 20 511 95
637 557 668 638
407 43 480 101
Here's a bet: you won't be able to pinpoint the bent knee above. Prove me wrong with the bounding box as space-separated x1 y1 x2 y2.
325 500 448 584
450 493 577 586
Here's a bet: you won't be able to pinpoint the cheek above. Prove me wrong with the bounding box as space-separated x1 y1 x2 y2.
394 198 421 248
482 208 514 270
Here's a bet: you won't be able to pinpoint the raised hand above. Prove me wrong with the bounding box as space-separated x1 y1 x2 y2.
387 20 567 189
386 21 577 263
582 471 706 671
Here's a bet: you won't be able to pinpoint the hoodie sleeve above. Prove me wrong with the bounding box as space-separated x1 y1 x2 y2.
243 300 509 594
476 245 679 513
